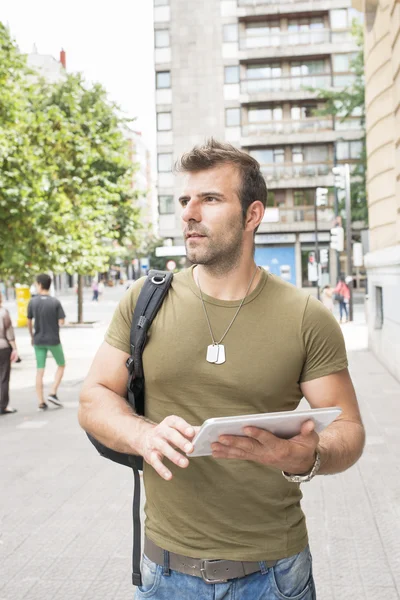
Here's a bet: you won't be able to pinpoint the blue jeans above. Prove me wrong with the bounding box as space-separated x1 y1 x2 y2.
339 300 348 320
135 545 316 599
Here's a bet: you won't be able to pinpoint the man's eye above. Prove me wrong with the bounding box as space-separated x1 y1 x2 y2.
180 200 188 207
205 196 217 202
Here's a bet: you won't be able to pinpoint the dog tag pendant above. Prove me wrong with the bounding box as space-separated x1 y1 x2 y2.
215 344 226 365
206 344 219 363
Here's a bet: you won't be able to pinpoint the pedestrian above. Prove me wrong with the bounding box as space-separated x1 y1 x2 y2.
79 139 365 600
321 285 334 312
334 275 350 323
0 291 19 415
98 279 105 301
27 274 66 411
92 279 99 302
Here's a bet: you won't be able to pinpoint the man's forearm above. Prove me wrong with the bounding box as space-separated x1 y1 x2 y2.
78 384 154 455
317 420 365 475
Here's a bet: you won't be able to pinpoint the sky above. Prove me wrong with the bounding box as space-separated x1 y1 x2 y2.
0 0 156 157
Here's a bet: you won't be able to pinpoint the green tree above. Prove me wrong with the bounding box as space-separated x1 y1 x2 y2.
311 21 367 224
0 24 144 321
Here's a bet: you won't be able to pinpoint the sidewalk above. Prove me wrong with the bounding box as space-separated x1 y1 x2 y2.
0 300 399 599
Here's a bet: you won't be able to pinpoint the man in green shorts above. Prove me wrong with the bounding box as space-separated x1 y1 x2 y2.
27 274 66 410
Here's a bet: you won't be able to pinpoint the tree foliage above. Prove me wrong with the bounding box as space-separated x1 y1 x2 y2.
311 21 367 224
0 22 144 295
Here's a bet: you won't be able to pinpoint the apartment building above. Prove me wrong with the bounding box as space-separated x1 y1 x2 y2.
352 0 400 381
154 0 363 288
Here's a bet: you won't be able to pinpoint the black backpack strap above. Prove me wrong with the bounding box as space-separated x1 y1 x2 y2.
127 270 173 587
126 270 173 416
132 467 142 586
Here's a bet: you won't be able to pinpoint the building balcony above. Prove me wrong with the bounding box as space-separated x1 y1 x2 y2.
237 0 352 18
260 205 335 232
239 30 355 60
241 117 363 145
259 161 334 188
240 73 336 103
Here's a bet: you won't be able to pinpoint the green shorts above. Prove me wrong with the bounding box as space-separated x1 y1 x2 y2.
34 344 65 369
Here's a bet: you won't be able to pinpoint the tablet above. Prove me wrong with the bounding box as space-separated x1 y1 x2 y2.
189 407 342 457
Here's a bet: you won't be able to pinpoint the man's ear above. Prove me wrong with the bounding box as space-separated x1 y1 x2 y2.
245 201 265 233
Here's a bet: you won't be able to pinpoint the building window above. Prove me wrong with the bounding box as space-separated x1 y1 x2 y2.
158 153 173 172
156 71 171 89
155 30 170 48
288 17 324 31
336 140 363 160
225 108 241 127
330 9 348 29
157 112 172 131
245 21 280 47
332 54 355 72
294 189 315 206
290 59 326 76
224 65 240 84
291 104 317 120
266 190 285 207
250 148 284 164
248 106 283 123
159 195 174 214
223 24 239 43
154 0 169 5
375 286 383 329
247 63 282 80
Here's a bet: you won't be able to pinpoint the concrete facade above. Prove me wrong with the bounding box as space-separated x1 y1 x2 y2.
154 0 364 288
353 0 400 381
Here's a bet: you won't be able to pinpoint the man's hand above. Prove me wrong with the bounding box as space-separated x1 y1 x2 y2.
10 350 19 363
138 415 197 481
211 420 319 475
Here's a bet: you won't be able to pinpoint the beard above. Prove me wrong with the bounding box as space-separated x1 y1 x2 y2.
184 215 245 275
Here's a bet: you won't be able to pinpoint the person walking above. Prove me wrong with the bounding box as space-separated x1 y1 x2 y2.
334 275 351 323
0 291 19 415
92 279 99 302
27 274 66 411
79 140 365 600
98 279 105 301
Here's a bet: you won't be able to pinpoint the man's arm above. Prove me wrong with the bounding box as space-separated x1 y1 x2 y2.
211 368 365 476
79 341 196 481
27 318 34 345
300 368 365 474
58 319 65 326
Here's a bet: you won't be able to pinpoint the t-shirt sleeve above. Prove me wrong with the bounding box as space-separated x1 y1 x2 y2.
104 278 146 354
27 300 33 319
57 302 66 320
299 295 348 383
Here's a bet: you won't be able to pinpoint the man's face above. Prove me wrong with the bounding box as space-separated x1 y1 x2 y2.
179 164 245 271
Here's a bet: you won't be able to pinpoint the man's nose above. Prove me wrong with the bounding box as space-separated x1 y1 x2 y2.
182 199 201 223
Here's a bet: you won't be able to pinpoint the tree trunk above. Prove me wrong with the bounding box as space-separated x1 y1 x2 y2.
77 274 84 324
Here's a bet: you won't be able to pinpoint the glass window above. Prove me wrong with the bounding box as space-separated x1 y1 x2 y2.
155 30 170 48
247 63 281 79
158 153 173 172
251 148 284 164
331 9 348 29
294 189 315 205
157 112 172 131
225 108 241 127
291 60 325 75
154 0 169 5
292 147 304 163
248 106 282 122
266 190 285 207
223 24 238 43
159 195 174 214
350 140 363 158
224 66 240 84
291 104 317 119
156 71 171 89
332 54 350 72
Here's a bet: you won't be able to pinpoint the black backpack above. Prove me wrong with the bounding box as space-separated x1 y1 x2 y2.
87 270 173 586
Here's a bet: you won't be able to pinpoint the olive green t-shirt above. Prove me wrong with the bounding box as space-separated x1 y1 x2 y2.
105 267 348 561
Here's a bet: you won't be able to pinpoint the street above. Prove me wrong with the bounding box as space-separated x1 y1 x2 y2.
1 286 399 600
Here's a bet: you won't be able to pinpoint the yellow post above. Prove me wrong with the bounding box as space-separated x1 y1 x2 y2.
15 284 31 327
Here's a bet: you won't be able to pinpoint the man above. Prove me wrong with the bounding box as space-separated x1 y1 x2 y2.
79 140 365 599
28 274 66 410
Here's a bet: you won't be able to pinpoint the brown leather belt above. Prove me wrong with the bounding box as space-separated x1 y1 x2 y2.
144 536 278 584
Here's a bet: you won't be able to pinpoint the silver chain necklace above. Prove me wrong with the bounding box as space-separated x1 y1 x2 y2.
197 265 259 365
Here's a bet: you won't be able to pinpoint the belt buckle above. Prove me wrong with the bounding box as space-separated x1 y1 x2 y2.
200 559 228 584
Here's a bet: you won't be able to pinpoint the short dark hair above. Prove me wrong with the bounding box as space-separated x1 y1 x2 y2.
36 274 52 290
175 138 268 223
